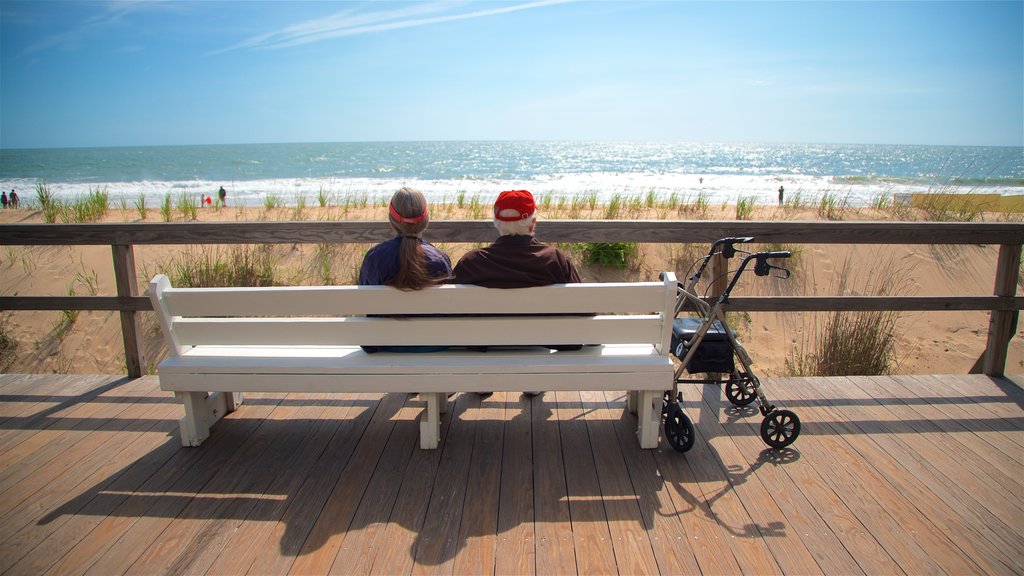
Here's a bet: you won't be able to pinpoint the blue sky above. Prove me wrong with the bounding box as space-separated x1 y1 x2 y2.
1 0 1021 149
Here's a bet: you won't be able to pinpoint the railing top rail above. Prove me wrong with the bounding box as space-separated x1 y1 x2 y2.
2 220 1023 245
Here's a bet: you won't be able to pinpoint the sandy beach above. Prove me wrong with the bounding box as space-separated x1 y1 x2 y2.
0 201 1020 378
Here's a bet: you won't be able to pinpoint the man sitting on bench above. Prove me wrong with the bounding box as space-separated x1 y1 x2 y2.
451 189 584 398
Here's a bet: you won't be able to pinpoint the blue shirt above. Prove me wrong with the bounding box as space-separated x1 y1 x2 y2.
358 236 452 286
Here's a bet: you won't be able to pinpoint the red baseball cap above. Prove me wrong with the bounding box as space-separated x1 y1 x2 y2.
494 190 536 221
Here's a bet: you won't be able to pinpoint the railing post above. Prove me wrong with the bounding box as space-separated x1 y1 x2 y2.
112 244 144 378
982 243 1021 377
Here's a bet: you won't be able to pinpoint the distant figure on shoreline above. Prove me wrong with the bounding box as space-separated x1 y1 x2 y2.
217 186 227 206
9 190 18 208
778 185 785 205
1 191 7 209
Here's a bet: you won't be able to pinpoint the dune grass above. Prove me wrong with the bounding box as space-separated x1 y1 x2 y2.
785 254 912 376
0 316 16 371
159 245 280 288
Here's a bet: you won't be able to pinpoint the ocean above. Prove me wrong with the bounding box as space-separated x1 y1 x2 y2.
1 141 1021 209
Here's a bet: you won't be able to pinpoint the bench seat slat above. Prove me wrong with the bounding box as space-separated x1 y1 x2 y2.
170 315 664 347
159 343 668 375
159 370 673 394
161 282 668 316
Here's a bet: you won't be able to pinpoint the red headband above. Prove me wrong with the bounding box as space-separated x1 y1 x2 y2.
389 201 427 224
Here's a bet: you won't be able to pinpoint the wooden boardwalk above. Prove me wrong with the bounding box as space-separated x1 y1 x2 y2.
0 372 1020 575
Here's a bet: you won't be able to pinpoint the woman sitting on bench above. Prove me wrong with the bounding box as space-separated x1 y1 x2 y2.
358 187 452 353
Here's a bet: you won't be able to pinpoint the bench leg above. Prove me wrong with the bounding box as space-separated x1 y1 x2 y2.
636 390 661 449
420 392 444 450
176 391 234 447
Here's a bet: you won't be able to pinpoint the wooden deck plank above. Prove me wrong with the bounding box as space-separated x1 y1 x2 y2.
242 392 383 575
0 376 149 480
841 375 1024 573
493 392 537 576
323 396 421 575
0 383 179 575
677 383 785 576
150 392 344 576
554 389 618 575
600 390 704 576
782 376 986 575
408 393 479 574
201 395 367 575
0 372 1018 575
365 394 454 576
680 381 864 576
531 391 575 575
914 374 1024 461
79 392 285 576
821 376 1023 544
679 381 826 575
285 392 406 575
865 375 1024 506
450 392 505 575
0 377 159 517
725 378 901 575
579 389 660 575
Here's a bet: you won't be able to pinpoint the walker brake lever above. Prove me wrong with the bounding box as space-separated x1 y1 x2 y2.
721 237 754 259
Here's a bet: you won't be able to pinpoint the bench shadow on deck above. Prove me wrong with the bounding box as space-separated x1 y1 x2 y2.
0 373 1021 575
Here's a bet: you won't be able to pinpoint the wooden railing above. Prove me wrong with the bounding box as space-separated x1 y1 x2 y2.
1 220 1021 378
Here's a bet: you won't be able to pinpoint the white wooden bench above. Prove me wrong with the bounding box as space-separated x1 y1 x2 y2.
149 272 677 450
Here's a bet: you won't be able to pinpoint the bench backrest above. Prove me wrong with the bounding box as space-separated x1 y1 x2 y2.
149 273 677 356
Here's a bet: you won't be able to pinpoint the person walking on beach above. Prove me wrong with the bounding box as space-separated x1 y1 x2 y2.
778 185 785 205
217 186 227 206
9 190 18 208
1 191 7 209
451 189 583 398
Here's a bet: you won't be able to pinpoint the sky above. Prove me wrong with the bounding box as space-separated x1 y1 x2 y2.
0 0 1021 149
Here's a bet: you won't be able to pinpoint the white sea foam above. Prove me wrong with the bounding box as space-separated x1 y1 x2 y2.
4 172 1019 210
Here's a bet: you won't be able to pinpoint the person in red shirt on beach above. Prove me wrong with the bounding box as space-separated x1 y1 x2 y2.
451 189 583 398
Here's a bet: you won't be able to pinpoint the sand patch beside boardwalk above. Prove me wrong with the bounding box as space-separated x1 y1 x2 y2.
0 203 1020 377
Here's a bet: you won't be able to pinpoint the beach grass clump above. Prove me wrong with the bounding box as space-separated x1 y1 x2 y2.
263 192 284 211
160 194 173 222
604 195 623 219
679 191 711 219
782 190 809 211
736 196 756 220
177 193 199 221
164 245 280 288
580 241 639 270
785 254 910 376
292 194 308 221
818 192 850 220
0 316 17 371
316 187 332 208
35 182 56 218
134 194 148 220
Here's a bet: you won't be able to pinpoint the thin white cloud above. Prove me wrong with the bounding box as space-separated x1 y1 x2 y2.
211 0 574 55
19 0 173 57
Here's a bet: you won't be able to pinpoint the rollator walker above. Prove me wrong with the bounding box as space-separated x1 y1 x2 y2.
661 237 801 452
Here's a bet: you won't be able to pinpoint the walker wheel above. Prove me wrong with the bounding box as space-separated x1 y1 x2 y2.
725 379 757 406
664 404 695 452
760 409 800 449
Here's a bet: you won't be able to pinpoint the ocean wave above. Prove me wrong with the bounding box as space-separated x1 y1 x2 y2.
4 172 1020 210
